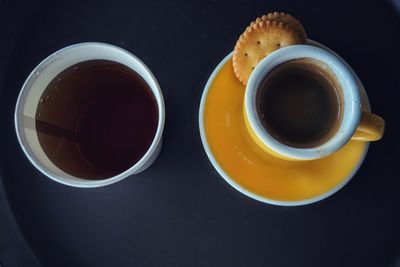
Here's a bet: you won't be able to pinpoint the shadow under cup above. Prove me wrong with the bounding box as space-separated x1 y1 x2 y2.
15 43 165 186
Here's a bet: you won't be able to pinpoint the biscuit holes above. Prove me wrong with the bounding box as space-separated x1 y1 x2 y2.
244 53 248 57
257 41 261 45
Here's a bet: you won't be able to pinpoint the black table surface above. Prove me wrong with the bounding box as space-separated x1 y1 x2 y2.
1 0 400 266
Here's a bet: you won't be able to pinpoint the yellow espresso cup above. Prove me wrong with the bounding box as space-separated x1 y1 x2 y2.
244 45 384 161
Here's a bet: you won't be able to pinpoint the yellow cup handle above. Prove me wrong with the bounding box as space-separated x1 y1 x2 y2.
351 111 385 141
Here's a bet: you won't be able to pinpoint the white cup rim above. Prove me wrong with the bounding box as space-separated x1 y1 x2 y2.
14 42 165 187
245 45 361 160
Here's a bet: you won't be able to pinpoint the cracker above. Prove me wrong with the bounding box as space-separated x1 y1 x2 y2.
251 12 307 43
233 20 304 85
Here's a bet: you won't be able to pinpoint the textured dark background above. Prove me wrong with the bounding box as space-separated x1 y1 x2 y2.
1 0 400 266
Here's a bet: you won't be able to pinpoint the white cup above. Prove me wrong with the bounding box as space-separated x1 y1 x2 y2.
244 44 384 161
15 42 165 187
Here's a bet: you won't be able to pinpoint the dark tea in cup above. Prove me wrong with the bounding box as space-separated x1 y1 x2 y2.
36 60 159 180
15 43 165 187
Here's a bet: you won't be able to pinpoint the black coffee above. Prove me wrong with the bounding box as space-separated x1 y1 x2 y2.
257 58 342 148
35 60 158 180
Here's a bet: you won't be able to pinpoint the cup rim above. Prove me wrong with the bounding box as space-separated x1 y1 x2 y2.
245 45 361 160
14 42 165 187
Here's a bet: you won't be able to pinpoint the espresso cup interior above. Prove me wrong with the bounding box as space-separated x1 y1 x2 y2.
246 45 361 160
15 43 164 183
256 57 344 149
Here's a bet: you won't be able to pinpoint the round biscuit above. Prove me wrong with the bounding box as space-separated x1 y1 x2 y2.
233 20 304 85
251 12 307 43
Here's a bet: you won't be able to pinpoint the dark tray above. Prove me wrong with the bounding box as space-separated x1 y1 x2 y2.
1 0 400 266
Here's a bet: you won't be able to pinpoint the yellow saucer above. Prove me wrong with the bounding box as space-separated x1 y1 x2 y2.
199 53 368 206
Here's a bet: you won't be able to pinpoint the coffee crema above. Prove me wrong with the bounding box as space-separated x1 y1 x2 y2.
257 58 343 148
35 60 158 180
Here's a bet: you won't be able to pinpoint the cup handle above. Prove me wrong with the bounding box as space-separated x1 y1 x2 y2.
351 111 385 141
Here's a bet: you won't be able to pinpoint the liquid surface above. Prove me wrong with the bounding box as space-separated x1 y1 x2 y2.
257 59 342 148
36 60 158 180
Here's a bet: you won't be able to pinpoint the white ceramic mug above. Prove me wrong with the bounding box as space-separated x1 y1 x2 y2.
244 45 384 161
15 42 165 187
